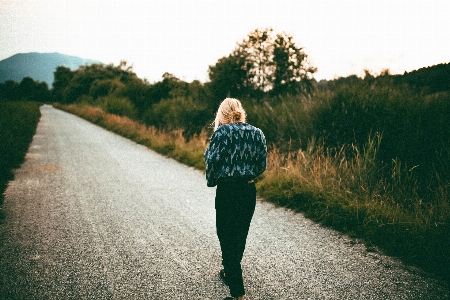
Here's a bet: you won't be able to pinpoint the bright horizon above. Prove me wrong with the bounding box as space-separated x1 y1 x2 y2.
0 0 449 83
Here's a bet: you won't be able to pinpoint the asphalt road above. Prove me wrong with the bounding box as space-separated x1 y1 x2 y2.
0 104 448 299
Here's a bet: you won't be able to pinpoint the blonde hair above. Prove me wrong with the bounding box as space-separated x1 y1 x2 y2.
213 98 247 131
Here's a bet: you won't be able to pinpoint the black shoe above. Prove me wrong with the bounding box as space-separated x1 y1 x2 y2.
219 269 229 286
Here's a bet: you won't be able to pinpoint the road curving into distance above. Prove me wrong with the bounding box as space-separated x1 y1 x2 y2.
0 104 448 299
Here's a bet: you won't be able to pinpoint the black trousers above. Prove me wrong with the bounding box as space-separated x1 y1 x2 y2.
215 179 256 297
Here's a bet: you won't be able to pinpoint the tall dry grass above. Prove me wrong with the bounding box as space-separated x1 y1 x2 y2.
257 133 449 280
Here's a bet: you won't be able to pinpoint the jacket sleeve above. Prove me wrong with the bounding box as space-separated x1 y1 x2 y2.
255 129 268 177
204 130 226 187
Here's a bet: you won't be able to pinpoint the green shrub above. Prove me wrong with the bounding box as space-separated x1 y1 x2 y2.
99 96 137 119
0 101 41 203
244 95 312 151
309 85 450 198
142 97 210 137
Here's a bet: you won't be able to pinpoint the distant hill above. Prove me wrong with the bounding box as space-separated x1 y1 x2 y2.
394 62 450 94
317 62 450 94
0 52 102 86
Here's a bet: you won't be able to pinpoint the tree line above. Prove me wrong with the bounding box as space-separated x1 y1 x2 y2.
17 28 316 137
0 77 50 102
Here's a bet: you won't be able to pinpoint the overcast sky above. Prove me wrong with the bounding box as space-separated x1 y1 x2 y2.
0 0 449 83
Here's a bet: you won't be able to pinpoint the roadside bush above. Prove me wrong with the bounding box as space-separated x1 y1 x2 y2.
142 97 211 137
99 96 137 119
309 85 450 193
257 135 450 281
0 101 41 204
244 94 313 151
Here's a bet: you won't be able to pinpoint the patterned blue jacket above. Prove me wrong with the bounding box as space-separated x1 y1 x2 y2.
204 122 267 187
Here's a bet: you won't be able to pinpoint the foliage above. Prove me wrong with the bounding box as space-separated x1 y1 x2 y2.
207 54 249 101
52 66 75 102
394 62 450 94
0 102 41 204
319 63 450 96
0 77 50 102
50 62 213 137
142 96 211 137
309 80 450 189
98 96 137 119
143 73 211 109
243 95 312 151
207 28 316 99
54 61 141 104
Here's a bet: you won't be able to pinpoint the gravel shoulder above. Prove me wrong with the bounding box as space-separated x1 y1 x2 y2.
0 105 448 299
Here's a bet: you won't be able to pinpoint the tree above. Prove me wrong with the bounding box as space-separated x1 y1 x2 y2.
0 78 50 102
89 79 125 99
208 28 316 99
207 54 249 100
0 80 19 101
146 73 189 103
17 77 50 102
235 28 275 92
33 81 51 102
18 77 37 100
52 66 75 103
53 61 142 104
271 31 316 94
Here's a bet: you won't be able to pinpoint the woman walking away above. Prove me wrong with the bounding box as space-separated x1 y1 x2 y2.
204 98 267 300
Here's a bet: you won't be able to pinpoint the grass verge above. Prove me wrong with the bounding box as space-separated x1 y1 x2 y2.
257 141 450 283
0 101 42 205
